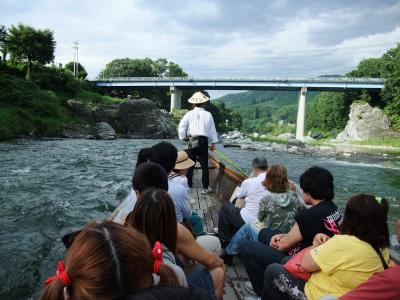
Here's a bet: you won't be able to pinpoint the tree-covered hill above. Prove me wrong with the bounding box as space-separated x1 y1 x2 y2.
216 90 319 134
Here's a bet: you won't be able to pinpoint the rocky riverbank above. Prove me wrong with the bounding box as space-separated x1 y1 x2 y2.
222 131 341 156
221 131 400 158
62 98 177 140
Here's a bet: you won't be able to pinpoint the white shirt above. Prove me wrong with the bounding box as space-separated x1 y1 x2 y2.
236 172 270 223
178 107 218 143
113 188 137 224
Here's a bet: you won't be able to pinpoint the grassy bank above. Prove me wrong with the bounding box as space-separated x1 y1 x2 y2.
0 64 117 140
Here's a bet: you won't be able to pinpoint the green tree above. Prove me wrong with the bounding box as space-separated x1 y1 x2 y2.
206 101 242 132
64 61 88 79
306 92 349 132
98 58 154 78
5 24 55 79
0 25 6 62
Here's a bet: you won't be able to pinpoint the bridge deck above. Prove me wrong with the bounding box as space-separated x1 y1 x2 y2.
94 76 384 91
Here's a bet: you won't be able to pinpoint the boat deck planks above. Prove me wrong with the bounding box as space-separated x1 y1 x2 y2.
192 168 253 300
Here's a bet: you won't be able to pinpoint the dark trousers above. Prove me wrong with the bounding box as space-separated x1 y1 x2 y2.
262 263 306 300
238 229 285 296
217 202 245 247
186 136 209 189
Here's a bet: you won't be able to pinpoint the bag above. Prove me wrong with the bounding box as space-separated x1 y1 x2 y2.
188 136 199 149
283 247 311 281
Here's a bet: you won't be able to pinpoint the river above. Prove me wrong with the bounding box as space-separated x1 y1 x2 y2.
0 139 399 299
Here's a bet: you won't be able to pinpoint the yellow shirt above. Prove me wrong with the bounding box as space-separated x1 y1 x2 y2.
304 235 389 300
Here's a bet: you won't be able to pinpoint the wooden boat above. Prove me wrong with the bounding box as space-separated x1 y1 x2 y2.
110 151 400 299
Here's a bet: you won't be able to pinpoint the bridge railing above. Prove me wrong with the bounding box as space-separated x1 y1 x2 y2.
94 76 384 83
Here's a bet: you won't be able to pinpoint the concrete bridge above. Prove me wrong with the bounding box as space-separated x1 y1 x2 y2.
93 77 384 140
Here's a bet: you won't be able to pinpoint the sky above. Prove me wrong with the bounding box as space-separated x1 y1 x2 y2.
1 0 400 98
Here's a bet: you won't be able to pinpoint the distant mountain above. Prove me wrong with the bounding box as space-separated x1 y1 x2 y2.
215 90 319 133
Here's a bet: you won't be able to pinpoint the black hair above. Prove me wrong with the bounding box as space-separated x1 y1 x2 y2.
135 148 150 168
123 285 211 300
341 194 389 250
252 158 268 170
148 142 178 173
194 103 205 107
299 166 334 201
128 189 178 254
132 162 168 193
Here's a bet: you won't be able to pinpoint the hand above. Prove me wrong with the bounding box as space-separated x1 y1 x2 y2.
210 143 216 151
270 234 285 249
312 233 330 247
288 180 297 192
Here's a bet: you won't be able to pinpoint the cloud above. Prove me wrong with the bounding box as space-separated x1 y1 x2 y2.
1 0 399 79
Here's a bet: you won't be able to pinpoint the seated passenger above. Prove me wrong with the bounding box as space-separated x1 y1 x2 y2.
127 189 188 288
170 151 205 236
115 142 192 224
169 151 195 191
263 194 391 300
147 142 192 223
40 221 178 300
222 164 300 263
113 161 168 224
239 166 342 296
127 189 225 300
217 157 269 248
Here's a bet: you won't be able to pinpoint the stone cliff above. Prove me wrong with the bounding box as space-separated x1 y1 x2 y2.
64 98 177 139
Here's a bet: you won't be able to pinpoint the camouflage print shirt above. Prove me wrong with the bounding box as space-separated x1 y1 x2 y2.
254 190 301 233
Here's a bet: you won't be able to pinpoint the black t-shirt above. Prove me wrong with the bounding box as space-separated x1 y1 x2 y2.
289 200 342 255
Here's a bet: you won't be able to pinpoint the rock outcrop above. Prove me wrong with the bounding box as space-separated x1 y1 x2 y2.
66 98 177 139
336 103 398 142
117 99 177 138
95 122 116 140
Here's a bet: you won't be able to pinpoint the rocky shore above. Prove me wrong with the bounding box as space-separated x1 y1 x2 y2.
221 131 341 156
62 98 177 140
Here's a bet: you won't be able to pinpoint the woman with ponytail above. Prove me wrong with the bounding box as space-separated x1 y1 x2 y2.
127 189 224 300
40 221 178 300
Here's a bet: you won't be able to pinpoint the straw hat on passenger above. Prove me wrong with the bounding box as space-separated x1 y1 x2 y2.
188 91 210 104
175 151 195 170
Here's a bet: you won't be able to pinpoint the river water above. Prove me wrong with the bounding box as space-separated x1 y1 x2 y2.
0 139 399 299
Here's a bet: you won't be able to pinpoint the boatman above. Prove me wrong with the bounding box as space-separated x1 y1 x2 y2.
178 91 218 195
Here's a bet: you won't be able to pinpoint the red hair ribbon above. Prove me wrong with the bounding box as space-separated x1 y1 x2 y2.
152 241 164 274
44 260 71 287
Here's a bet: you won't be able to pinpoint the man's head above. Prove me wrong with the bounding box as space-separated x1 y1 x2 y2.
300 166 334 205
148 142 178 173
132 162 168 195
252 158 268 175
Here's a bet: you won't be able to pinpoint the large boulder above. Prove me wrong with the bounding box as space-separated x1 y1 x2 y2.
95 122 116 140
336 103 397 142
116 99 177 138
66 98 177 139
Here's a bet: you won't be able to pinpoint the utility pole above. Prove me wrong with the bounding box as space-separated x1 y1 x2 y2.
73 42 79 76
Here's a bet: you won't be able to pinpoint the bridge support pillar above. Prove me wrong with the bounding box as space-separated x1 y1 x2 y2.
170 86 182 112
296 87 307 141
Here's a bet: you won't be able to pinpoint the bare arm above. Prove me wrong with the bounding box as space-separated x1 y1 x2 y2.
270 223 303 252
177 224 223 269
300 247 321 272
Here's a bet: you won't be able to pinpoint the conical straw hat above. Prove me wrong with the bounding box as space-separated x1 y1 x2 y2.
174 151 195 170
188 91 210 104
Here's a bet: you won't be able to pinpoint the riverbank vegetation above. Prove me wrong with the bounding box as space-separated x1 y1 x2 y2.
0 23 118 140
0 23 240 140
